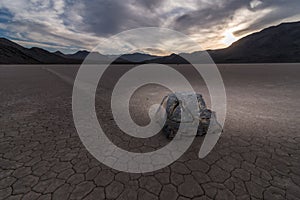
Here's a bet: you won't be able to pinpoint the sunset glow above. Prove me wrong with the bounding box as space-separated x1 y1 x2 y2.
222 31 238 47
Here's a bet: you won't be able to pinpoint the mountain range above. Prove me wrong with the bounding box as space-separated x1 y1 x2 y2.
0 21 299 64
211 21 300 63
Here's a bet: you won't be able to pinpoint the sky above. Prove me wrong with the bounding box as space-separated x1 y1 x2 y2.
0 0 300 55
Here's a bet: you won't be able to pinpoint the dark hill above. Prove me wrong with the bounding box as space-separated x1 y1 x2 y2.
210 21 300 63
148 21 300 64
0 38 78 64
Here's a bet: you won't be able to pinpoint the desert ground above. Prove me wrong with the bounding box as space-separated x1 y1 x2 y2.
0 64 299 200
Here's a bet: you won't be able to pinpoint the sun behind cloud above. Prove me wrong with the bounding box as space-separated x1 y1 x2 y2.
222 31 238 47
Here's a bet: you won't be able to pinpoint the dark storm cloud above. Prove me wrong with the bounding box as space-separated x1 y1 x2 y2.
80 0 162 37
173 0 300 35
134 0 162 10
234 0 300 36
173 0 251 32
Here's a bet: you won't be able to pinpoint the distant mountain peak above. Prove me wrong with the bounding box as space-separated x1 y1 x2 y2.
0 39 81 64
54 50 63 54
0 38 24 49
120 52 159 62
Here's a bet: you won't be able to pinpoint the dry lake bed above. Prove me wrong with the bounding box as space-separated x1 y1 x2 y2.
0 64 299 200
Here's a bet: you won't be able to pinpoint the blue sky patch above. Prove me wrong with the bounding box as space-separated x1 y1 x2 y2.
0 8 13 23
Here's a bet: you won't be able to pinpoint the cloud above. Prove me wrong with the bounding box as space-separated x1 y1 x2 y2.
80 0 163 37
249 0 263 9
140 48 171 56
234 0 300 36
0 0 299 53
0 0 102 52
12 39 77 51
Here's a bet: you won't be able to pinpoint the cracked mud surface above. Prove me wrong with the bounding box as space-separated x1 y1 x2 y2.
0 65 300 200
